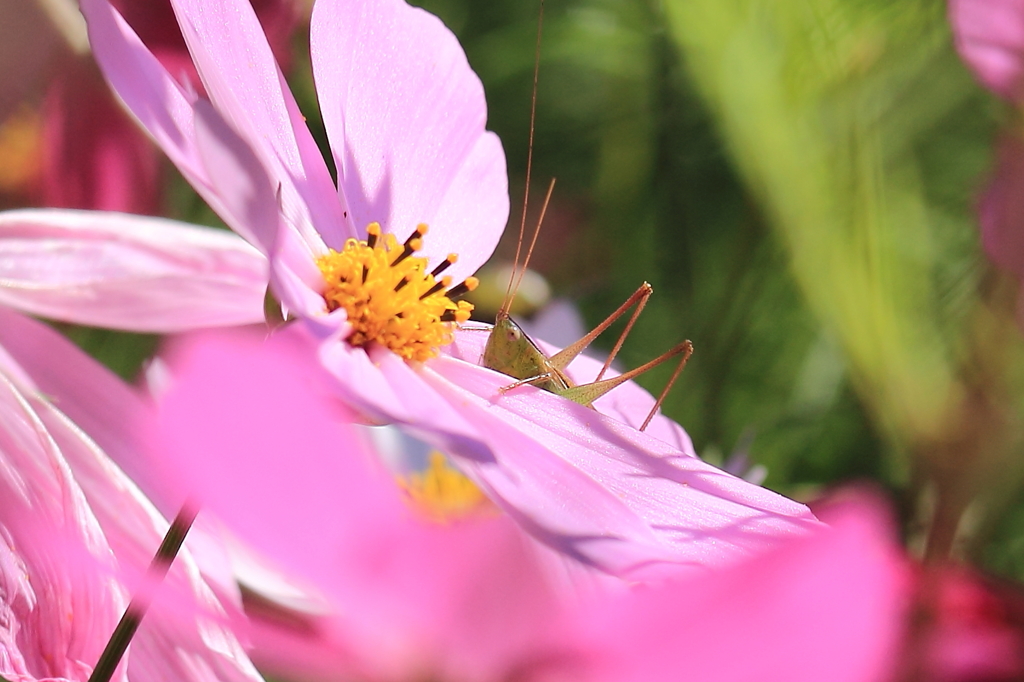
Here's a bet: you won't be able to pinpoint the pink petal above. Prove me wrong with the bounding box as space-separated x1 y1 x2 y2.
193 100 328 319
950 0 1024 100
310 0 509 282
307 323 814 577
193 100 282 255
78 0 217 213
0 208 268 332
167 0 346 250
0 332 263 682
426 352 819 579
77 0 296 248
577 495 908 682
147 330 403 596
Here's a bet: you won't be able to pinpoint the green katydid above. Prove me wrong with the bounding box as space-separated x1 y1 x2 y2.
482 280 694 431
479 1 693 431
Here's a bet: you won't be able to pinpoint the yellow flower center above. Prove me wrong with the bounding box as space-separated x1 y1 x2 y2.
398 451 491 522
316 223 477 362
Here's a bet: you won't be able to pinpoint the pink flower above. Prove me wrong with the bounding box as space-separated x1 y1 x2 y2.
1 0 818 577
899 564 1024 681
146 331 909 682
0 305 264 682
950 0 1024 102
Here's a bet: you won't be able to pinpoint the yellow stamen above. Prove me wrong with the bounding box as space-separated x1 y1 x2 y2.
316 223 477 362
398 451 490 522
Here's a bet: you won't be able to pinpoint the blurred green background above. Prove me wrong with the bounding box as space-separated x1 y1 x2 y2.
27 0 1024 578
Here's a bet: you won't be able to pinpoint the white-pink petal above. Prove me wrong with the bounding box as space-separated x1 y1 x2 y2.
168 0 346 251
427 344 819 579
0 209 268 332
310 0 509 283
78 0 228 229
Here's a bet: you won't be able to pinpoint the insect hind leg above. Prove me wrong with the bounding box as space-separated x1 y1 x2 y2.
559 340 693 427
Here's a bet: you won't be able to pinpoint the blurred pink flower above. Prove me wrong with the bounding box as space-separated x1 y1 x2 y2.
899 564 1024 681
0 0 298 213
0 305 264 682
147 331 910 682
950 0 1024 102
978 135 1024 295
1 0 818 577
950 2 1024 320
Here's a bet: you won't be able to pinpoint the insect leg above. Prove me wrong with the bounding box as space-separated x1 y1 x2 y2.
547 283 653 372
640 342 695 431
558 340 693 415
499 371 556 394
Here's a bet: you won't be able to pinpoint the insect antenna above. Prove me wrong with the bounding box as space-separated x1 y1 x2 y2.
87 503 198 682
500 0 547 321
508 177 556 306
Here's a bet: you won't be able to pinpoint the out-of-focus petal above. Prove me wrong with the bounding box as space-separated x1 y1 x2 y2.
0 306 157 499
0 208 268 331
28 395 264 682
168 0 345 251
950 0 1024 101
41 59 161 215
146 330 397 594
576 495 908 682
146 331 568 682
0 322 265 682
0 373 126 682
0 304 245 604
310 0 509 282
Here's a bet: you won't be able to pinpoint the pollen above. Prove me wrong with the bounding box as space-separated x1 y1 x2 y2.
316 223 477 362
398 451 491 522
